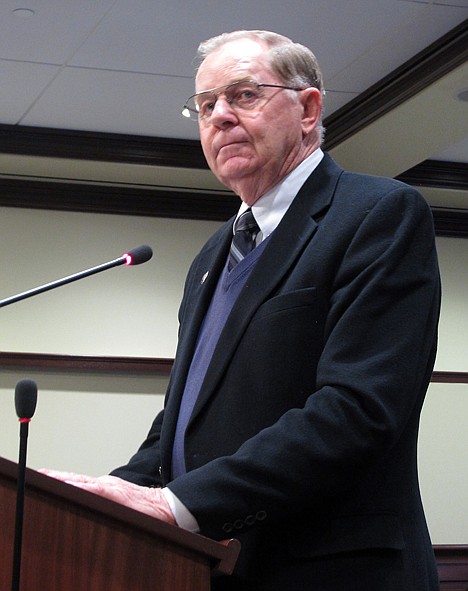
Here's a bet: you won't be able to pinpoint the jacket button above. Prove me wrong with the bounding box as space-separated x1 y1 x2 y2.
245 515 255 526
222 523 233 533
233 520 244 530
255 510 267 521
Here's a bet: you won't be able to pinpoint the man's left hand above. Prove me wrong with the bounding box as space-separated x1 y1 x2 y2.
40 470 176 525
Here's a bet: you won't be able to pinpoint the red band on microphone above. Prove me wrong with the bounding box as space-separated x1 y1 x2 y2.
19 418 31 424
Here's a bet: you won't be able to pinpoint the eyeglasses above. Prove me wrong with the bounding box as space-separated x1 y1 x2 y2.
181 79 305 121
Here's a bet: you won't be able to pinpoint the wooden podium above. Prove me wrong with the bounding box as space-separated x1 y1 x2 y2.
0 456 239 590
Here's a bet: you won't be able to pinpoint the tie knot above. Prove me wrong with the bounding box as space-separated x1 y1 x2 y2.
229 209 260 271
235 209 258 235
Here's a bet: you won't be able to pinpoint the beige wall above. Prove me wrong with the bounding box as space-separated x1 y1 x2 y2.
0 206 218 473
0 207 466 543
418 236 468 544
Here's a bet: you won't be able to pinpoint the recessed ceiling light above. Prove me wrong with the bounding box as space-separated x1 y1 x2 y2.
12 8 35 18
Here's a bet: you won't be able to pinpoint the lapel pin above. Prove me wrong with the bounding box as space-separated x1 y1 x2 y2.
201 271 209 284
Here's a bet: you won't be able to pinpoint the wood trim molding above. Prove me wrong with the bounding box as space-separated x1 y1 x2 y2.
1 352 467 383
396 160 468 192
0 352 173 375
434 545 468 589
432 371 468 384
0 123 208 170
432 208 468 239
0 177 466 235
0 178 238 222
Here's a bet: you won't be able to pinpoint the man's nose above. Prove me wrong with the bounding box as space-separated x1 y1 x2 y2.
209 95 238 126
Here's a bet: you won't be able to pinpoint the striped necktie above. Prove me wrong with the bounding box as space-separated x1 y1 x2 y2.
228 208 260 271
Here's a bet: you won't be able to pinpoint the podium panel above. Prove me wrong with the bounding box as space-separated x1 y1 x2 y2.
0 457 239 591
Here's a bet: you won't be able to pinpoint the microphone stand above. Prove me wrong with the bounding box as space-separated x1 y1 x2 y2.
12 378 37 591
12 418 31 591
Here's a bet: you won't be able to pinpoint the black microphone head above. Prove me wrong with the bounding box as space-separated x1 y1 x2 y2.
124 245 153 266
15 379 38 420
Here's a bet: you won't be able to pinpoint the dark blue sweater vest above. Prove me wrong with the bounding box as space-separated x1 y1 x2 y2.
171 238 269 478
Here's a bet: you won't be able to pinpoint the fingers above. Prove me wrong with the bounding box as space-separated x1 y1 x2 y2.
70 480 175 524
39 469 97 483
96 475 141 490
38 470 176 525
41 471 141 508
67 480 108 494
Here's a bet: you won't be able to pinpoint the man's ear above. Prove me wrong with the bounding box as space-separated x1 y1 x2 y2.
300 87 322 137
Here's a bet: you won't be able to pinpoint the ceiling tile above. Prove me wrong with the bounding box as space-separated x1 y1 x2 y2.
0 61 59 124
19 66 200 139
328 4 468 91
0 0 116 64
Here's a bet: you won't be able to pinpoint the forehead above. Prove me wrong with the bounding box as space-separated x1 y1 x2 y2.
195 38 274 91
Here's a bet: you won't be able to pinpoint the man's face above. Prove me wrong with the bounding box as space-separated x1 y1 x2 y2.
195 38 318 205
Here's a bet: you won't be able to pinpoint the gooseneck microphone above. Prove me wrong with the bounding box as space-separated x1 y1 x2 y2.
12 379 38 591
123 244 153 266
0 244 153 309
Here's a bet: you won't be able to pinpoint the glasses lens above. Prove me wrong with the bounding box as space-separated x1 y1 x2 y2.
182 96 200 120
183 92 217 120
196 92 218 119
182 81 264 121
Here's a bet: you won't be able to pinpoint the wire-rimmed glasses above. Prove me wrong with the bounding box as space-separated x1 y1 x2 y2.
181 80 305 121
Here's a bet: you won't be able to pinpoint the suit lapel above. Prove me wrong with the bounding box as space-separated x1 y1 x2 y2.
175 226 232 364
189 154 343 424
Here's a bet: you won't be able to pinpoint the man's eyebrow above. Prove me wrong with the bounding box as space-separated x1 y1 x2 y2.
196 78 257 95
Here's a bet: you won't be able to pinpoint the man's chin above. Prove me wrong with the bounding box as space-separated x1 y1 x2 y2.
215 156 256 184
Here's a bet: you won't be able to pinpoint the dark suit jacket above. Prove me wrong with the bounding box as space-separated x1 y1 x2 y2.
111 154 441 590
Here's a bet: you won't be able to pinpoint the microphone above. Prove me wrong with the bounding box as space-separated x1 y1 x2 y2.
0 245 153 308
123 244 153 266
15 379 38 420
12 379 38 591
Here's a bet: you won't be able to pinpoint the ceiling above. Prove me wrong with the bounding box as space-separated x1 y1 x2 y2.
0 0 467 221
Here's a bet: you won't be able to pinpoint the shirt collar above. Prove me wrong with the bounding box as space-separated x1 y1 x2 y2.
235 148 324 240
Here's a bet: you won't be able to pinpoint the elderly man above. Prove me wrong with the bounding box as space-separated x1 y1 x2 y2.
46 30 441 590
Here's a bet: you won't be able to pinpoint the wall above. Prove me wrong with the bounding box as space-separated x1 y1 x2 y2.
0 207 466 543
0 205 220 473
419 236 468 544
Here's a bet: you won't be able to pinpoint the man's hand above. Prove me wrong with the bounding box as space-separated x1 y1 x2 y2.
40 470 176 525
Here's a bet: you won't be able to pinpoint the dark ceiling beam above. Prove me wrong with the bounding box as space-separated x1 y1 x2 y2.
397 160 468 238
396 160 468 191
432 208 468 238
0 123 208 169
0 178 238 221
0 177 465 237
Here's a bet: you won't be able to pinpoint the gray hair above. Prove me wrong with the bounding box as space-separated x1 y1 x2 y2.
196 30 325 140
